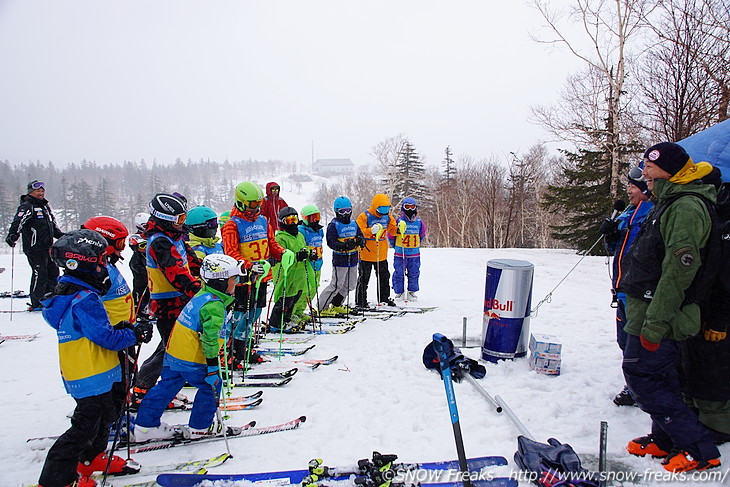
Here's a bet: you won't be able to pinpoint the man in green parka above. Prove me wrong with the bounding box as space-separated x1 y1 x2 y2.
620 142 721 473
268 207 317 332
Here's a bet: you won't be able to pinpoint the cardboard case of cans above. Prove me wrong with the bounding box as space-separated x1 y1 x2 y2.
529 333 562 376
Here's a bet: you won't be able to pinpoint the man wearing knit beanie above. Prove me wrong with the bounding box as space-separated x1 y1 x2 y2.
619 141 721 472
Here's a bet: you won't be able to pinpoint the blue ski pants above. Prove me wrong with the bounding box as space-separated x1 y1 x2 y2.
623 335 719 460
135 365 221 430
392 255 420 294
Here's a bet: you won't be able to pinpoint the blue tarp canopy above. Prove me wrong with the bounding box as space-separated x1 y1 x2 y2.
678 119 730 182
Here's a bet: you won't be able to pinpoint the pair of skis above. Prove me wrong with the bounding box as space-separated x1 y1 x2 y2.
0 332 40 341
155 455 515 487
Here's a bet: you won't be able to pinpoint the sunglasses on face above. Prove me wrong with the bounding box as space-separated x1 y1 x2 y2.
336 208 352 216
281 215 299 225
271 186 280 192
30 181 45 190
403 204 417 211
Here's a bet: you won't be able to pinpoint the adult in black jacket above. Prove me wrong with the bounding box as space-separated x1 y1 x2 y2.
5 180 64 310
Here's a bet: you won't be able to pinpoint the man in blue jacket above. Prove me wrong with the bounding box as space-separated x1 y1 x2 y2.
601 167 653 406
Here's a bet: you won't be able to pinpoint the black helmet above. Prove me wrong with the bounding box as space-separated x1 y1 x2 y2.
149 193 188 228
277 206 298 223
51 229 108 273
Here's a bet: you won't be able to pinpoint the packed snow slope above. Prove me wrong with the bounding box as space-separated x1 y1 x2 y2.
1 247 729 486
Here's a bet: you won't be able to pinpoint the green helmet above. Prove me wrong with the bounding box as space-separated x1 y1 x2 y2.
301 204 320 217
234 181 265 213
218 210 231 228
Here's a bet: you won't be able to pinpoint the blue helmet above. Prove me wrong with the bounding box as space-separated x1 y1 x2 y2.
186 205 218 238
333 196 352 212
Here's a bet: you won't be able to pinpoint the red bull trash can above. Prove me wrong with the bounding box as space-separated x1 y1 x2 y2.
481 259 534 363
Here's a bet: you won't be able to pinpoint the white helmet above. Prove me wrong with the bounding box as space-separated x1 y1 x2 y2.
201 254 244 282
134 212 151 232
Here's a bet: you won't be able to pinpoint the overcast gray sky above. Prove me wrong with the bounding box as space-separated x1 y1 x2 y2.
0 0 584 168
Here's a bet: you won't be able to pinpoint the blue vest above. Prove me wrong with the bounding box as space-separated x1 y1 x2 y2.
299 224 324 271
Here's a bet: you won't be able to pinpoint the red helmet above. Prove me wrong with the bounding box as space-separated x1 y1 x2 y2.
81 216 129 256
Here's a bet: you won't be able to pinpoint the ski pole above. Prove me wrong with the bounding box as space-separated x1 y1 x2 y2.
432 333 473 487
494 394 534 440
9 246 15 320
278 251 295 357
462 373 502 413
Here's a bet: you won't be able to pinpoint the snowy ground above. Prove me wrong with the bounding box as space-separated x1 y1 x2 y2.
1 247 729 487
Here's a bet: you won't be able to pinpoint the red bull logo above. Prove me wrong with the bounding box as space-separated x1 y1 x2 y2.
484 298 513 313
484 309 501 320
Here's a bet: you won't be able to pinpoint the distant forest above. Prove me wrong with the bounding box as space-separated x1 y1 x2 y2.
0 158 297 245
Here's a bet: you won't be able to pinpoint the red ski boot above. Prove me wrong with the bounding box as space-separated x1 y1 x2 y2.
77 452 141 476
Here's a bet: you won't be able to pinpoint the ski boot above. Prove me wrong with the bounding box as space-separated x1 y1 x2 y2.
77 452 141 476
662 450 721 473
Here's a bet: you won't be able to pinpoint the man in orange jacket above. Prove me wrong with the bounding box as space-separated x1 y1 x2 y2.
355 194 399 308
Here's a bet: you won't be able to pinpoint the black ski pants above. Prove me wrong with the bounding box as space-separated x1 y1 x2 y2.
136 316 175 390
38 391 115 486
355 259 390 307
26 248 59 308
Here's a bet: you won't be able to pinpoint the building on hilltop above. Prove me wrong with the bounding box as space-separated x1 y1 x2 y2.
313 158 355 177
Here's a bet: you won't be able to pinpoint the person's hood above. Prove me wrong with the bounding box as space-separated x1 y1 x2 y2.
652 178 717 204
188 233 221 247
266 181 281 198
41 275 101 330
368 193 391 215
20 194 48 205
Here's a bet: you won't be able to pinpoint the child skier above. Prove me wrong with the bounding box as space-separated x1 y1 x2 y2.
133 254 244 441
186 205 224 259
318 197 365 314
355 193 398 307
221 181 287 365
128 233 149 316
389 197 427 301
134 193 202 403
293 204 324 319
38 229 151 487
269 207 317 330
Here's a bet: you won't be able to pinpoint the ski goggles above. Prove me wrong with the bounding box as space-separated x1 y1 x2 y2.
305 213 321 223
336 207 352 216
192 219 218 230
28 180 45 191
150 208 187 225
132 240 147 251
242 199 263 210
403 204 417 211
281 214 299 225
112 239 126 251
627 166 645 182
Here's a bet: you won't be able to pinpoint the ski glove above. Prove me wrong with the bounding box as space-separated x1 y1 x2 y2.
345 239 358 251
250 262 266 275
355 235 365 248
705 328 728 342
5 235 16 247
398 220 407 234
308 249 319 261
371 223 383 236
599 218 619 237
296 248 309 262
134 319 154 344
205 365 220 388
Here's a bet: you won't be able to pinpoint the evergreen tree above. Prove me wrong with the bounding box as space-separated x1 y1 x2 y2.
442 146 456 186
392 141 427 208
540 141 641 253
95 178 116 216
